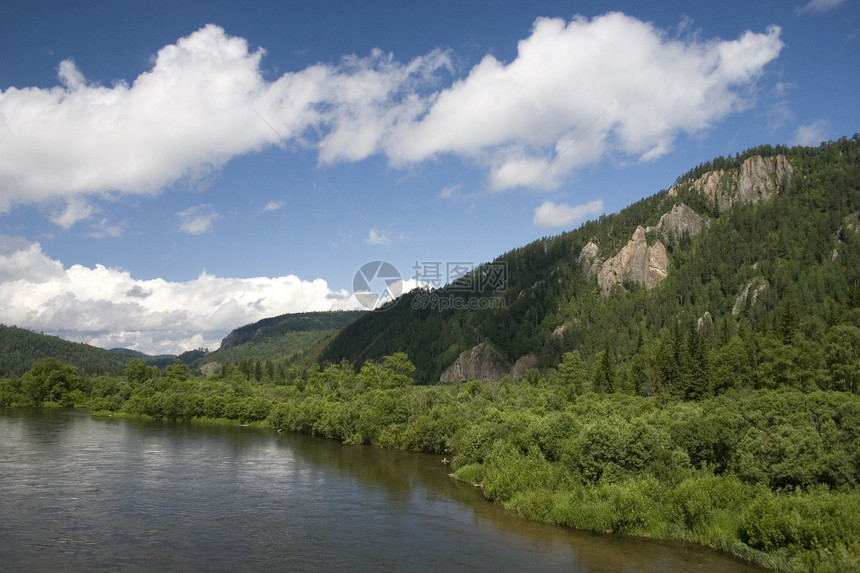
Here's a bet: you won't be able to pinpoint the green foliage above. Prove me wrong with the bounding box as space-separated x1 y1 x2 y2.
20 358 84 406
739 486 860 572
0 325 132 376
203 311 364 367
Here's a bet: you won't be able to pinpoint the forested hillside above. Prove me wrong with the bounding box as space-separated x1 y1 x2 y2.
0 325 133 376
201 310 364 371
321 137 860 390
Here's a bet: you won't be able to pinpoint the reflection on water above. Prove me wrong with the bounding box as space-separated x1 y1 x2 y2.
0 408 764 572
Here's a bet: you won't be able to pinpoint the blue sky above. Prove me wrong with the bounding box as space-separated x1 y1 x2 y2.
0 0 857 354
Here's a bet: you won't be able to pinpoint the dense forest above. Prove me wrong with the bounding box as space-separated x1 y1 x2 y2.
0 325 133 376
200 310 364 368
3 138 860 572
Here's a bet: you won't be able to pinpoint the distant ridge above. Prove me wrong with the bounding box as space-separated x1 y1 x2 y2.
0 325 133 376
202 310 365 368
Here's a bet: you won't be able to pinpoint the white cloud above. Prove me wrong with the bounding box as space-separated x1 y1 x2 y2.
0 16 784 218
50 198 94 229
533 199 604 228
796 0 844 14
793 120 830 146
389 14 783 189
0 235 363 354
263 200 284 212
177 204 219 234
0 25 275 210
365 228 390 245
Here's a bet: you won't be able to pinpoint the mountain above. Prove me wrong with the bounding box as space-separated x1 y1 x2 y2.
0 325 134 376
201 310 365 371
320 137 860 384
109 347 190 369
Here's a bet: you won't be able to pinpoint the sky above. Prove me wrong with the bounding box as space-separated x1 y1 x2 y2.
0 0 857 355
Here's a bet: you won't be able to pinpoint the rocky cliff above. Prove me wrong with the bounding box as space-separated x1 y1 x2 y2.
656 202 707 244
439 343 507 382
670 154 793 210
733 277 769 315
439 343 538 382
597 226 669 295
578 155 790 297
577 240 601 276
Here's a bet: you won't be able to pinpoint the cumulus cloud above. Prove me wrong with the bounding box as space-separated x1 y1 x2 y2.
177 204 219 234
389 14 784 189
0 15 784 219
0 234 363 354
533 199 604 228
793 120 830 146
262 200 284 212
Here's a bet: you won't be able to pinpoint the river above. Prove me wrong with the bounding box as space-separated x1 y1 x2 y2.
0 408 764 572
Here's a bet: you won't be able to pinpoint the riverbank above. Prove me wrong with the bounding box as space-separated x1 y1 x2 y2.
4 356 859 572
100 393 860 572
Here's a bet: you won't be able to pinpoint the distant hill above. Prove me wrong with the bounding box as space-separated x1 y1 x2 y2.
110 347 206 370
0 309 363 379
202 310 365 368
0 325 133 376
320 137 860 384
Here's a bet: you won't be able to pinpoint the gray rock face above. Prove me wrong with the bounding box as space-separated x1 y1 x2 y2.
440 342 507 382
510 354 538 379
577 241 601 276
597 226 669 295
737 155 793 205
733 278 769 315
669 155 793 211
439 345 540 382
657 203 706 243
697 311 714 333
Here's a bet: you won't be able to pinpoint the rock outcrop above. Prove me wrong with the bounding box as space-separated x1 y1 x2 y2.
577 241 601 276
439 342 507 382
733 278 769 315
657 203 706 244
510 354 538 379
597 226 669 295
439 345 540 382
697 311 714 333
669 155 793 211
219 327 265 351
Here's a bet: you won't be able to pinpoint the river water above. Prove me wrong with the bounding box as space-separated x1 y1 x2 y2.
0 408 764 572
